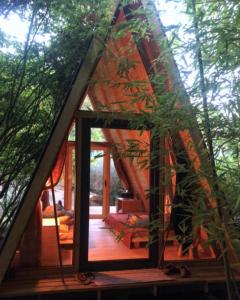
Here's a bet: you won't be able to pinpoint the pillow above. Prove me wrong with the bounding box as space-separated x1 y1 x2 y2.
42 205 65 218
127 214 149 228
59 224 69 233
127 214 139 225
59 215 74 225
65 210 74 218
135 217 149 228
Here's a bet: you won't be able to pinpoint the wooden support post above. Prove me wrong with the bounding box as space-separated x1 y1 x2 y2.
97 290 101 300
64 146 73 210
157 137 165 268
102 150 110 218
153 285 158 297
74 118 84 271
73 147 77 209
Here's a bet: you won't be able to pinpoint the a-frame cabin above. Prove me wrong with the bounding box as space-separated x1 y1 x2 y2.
0 1 234 299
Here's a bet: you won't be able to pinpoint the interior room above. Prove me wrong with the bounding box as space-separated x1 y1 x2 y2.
13 115 215 271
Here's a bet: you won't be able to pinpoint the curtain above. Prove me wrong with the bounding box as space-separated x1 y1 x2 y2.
44 141 67 189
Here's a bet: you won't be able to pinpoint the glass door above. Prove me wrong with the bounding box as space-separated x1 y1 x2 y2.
76 116 160 271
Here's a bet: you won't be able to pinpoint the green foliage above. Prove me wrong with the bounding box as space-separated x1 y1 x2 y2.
0 0 115 238
162 1 240 298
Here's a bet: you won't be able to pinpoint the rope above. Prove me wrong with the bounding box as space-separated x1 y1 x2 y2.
50 173 65 283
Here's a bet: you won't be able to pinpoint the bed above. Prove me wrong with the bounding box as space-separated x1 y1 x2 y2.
105 213 149 248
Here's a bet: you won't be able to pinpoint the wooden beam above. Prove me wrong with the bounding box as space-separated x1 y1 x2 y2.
102 150 111 218
74 110 146 122
91 141 111 150
73 118 82 272
78 118 91 271
0 1 120 283
68 140 112 150
64 146 73 210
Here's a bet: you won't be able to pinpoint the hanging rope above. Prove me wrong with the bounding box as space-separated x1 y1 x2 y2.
50 173 65 283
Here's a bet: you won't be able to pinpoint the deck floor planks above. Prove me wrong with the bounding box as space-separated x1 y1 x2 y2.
94 268 173 286
0 277 97 297
0 264 239 298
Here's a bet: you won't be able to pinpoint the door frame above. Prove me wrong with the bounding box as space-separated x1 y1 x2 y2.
74 111 162 272
63 141 110 218
89 142 111 219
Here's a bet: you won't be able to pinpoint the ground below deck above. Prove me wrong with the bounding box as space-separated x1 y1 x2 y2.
0 262 238 299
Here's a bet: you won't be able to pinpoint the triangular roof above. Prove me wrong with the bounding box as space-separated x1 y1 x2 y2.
0 0 215 283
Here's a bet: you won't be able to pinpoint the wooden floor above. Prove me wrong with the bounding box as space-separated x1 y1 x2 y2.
40 219 214 266
0 263 238 299
89 220 214 262
88 219 148 261
40 219 149 266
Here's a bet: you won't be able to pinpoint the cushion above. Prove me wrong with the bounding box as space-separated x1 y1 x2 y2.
59 215 73 225
42 206 65 218
59 224 69 233
127 214 149 228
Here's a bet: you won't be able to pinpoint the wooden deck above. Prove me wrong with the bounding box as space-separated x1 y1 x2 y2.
0 262 238 299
